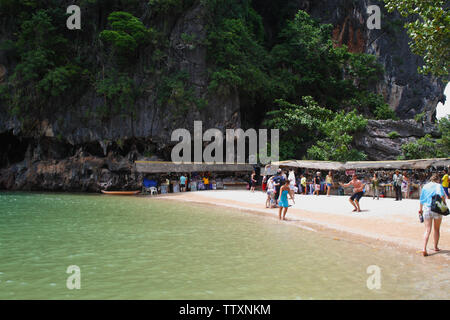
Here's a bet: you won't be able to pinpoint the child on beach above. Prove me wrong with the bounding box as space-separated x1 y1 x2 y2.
266 177 276 208
340 175 365 212
278 180 295 220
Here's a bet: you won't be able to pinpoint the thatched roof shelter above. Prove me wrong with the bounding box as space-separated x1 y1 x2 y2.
135 161 254 173
263 158 450 174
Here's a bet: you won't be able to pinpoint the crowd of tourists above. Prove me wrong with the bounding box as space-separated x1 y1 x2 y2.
259 168 449 257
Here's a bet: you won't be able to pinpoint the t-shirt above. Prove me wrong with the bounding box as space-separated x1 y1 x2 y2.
442 174 449 188
301 177 306 186
180 176 186 185
393 174 403 187
420 182 445 207
325 176 332 184
273 175 285 191
203 177 209 185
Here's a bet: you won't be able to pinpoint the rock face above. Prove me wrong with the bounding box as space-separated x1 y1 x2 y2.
308 0 445 120
0 0 447 191
354 120 441 160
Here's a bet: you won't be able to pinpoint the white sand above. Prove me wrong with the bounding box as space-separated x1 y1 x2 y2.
159 190 450 260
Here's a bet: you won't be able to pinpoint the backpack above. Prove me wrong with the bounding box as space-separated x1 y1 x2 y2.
431 194 449 216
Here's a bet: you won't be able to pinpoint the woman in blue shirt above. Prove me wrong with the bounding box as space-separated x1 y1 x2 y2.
419 174 446 256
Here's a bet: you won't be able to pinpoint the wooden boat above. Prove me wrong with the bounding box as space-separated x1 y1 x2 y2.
101 190 140 195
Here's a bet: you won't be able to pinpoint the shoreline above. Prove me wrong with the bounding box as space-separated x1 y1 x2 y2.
152 190 450 263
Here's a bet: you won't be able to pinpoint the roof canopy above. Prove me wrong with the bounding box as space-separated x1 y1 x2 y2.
135 161 254 173
267 158 450 172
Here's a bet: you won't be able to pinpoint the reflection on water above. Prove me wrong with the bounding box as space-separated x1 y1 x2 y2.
0 192 448 299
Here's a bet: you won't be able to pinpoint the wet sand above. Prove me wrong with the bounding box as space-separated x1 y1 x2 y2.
152 190 450 261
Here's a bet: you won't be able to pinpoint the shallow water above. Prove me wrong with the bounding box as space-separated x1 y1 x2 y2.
0 192 448 299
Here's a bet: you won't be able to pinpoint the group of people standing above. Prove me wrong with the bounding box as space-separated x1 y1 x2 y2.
259 167 449 257
392 169 412 201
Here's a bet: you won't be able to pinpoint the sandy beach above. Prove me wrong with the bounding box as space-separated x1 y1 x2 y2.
154 190 450 261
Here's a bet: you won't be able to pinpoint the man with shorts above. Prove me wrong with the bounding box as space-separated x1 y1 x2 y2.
180 174 187 192
340 175 365 212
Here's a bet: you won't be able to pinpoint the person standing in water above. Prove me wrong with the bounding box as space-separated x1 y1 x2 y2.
325 171 333 196
278 180 295 220
340 175 365 212
419 174 446 257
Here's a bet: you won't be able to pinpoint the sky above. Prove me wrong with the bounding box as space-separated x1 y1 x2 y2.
436 82 449 119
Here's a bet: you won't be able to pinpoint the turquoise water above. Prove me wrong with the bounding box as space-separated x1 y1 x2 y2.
0 192 448 299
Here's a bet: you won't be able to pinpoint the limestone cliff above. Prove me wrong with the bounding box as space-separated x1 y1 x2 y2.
0 0 446 191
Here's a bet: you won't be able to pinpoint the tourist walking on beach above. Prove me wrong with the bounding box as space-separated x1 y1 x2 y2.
278 180 295 220
325 171 333 196
402 172 410 199
340 175 365 212
313 172 321 196
371 173 379 200
393 170 403 201
250 171 257 192
442 169 449 199
418 174 446 257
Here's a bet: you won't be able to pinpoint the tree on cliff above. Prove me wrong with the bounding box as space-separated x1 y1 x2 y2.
383 0 449 78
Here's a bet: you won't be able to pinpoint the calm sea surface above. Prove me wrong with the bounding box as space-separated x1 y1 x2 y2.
0 192 448 299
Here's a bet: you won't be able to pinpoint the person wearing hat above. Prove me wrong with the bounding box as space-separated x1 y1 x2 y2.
393 170 403 201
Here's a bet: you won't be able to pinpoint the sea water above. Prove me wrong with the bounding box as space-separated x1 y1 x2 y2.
0 192 448 299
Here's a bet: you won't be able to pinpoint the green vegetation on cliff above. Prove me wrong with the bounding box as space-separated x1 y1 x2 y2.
0 0 445 161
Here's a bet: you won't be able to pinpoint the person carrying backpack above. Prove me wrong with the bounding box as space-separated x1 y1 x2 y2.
419 174 447 257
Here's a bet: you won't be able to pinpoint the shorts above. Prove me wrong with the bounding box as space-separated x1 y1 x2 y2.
423 206 442 220
444 187 449 197
350 191 364 201
180 183 185 187
327 183 332 187
315 184 321 191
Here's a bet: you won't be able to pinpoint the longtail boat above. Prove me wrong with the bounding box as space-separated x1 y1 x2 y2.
101 190 140 195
